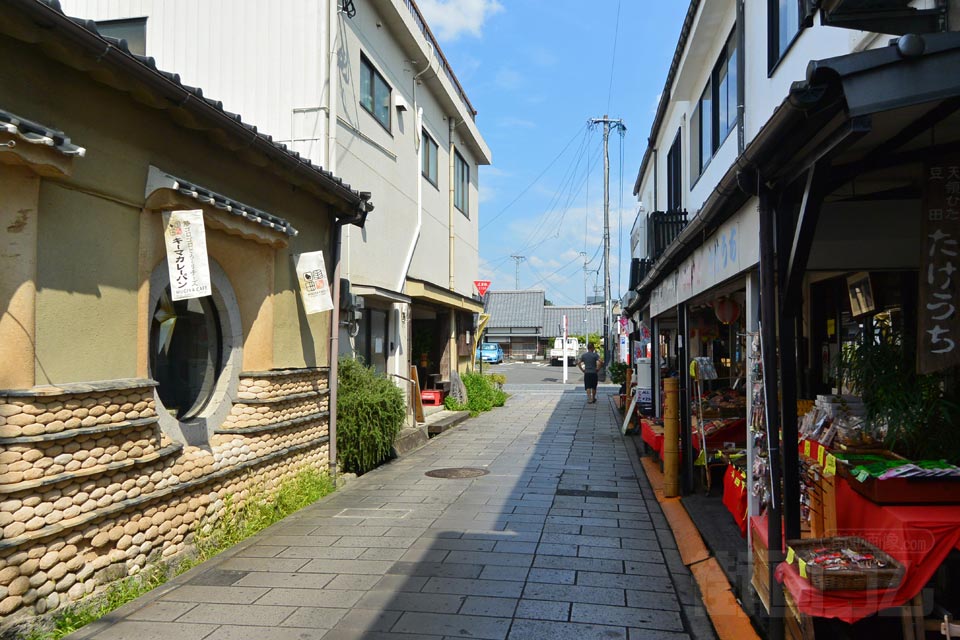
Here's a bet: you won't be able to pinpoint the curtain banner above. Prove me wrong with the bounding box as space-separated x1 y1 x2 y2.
294 251 334 314
163 209 211 301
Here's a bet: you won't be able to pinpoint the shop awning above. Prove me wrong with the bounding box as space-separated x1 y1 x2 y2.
352 285 411 305
406 278 484 313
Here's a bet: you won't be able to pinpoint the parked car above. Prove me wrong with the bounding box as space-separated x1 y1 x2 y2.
476 342 504 364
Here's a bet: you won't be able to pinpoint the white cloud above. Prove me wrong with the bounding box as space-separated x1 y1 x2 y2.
416 0 504 41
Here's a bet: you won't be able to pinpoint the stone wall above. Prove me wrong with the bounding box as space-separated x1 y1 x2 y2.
0 368 330 629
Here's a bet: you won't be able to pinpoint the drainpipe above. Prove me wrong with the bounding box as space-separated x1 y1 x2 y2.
737 0 746 154
329 0 351 293
328 221 343 481
448 118 457 291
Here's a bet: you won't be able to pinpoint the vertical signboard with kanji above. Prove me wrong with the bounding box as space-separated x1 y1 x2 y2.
919 160 960 374
163 210 211 301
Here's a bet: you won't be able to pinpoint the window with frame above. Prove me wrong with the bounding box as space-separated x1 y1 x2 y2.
95 17 147 56
666 131 682 212
692 30 739 178
454 150 469 216
360 54 391 131
769 0 802 70
422 130 438 186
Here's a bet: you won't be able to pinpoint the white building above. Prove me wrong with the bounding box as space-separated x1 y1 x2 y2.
61 0 492 444
625 0 960 631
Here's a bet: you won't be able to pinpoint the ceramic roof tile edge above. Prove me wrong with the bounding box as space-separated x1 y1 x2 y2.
146 166 298 237
0 108 86 157
14 0 374 225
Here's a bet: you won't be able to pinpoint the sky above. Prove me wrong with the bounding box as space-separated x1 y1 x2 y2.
417 0 689 306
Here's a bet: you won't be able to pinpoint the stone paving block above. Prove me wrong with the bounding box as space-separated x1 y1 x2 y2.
397 548 450 563
626 589 681 612
624 560 670 577
256 588 365 608
253 535 341 548
420 577 525 598
299 559 395 574
387 561 482 578
459 596 519 617
522 582 626 606
163 585 269 605
526 567 576 584
276 546 365 560
357 590 465 613
514 599 570 621
577 545 658 562
332 536 420 548
391 611 511 639
177 603 296 626
412 538 496 552
627 629 692 640
276 606 349 629
542 523 582 534
186 569 250 587
219 558 310 573
331 607 403 632
536 542 578 556
491 541 538 554
308 526 390 537
580 525 658 540
541 533 621 549
500 520 544 532
72 621 219 640
462 530 542 542
443 550 534 567
360 547 408 561
507 619 627 640
370 575 429 593
324 574 382 590
233 545 287 558
478 565 529 582
576 571 673 592
570 603 684 631
125 600 197 622
234 572 335 590
205 625 329 640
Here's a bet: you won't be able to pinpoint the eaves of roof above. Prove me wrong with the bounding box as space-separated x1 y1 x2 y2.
0 108 85 157
8 0 374 226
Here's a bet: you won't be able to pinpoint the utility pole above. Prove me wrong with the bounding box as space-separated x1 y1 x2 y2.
510 255 526 289
589 115 626 381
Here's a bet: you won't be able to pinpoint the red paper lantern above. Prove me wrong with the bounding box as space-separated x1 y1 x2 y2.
714 297 741 324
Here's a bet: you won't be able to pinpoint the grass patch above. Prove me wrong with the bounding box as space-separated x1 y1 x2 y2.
20 468 335 640
444 373 508 416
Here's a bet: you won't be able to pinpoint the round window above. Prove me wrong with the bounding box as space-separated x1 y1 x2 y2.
149 288 224 420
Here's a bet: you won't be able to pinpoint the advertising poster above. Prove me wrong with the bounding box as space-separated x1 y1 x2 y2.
163 209 211 301
294 251 334 314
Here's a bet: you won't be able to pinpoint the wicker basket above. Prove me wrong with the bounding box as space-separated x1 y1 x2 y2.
785 536 904 591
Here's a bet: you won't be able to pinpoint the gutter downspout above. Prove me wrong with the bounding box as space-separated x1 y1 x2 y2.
449 118 457 291
329 0 351 291
328 221 343 481
737 0 746 154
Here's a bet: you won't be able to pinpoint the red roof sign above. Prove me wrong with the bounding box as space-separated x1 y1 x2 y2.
474 280 491 296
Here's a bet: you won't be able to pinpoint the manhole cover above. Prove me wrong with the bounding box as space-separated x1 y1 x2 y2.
425 467 489 479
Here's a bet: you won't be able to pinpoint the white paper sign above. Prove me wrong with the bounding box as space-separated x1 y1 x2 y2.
163 210 211 301
294 251 334 314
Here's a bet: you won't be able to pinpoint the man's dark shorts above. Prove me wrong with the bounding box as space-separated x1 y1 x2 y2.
584 372 598 390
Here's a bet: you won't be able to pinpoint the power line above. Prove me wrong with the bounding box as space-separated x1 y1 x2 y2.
480 126 586 231
606 0 622 114
509 255 526 289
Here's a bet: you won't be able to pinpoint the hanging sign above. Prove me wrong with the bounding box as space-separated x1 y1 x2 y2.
163 210 211 301
918 159 960 374
294 251 334 314
474 280 491 296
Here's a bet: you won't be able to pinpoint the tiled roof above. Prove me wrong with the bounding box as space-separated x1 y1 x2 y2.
542 306 605 338
11 0 373 224
0 109 85 157
484 290 545 328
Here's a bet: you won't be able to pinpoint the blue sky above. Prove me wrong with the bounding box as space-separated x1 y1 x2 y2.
418 0 689 306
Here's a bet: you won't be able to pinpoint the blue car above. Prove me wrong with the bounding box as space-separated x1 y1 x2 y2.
476 342 504 364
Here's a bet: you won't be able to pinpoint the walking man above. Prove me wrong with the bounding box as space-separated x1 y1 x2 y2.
577 342 603 404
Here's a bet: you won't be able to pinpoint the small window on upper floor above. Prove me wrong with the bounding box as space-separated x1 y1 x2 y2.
422 129 439 187
692 30 739 180
360 54 391 131
769 0 802 71
96 17 147 56
454 150 469 217
666 131 682 213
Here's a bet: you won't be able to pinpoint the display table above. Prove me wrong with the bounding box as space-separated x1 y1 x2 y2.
774 478 960 623
640 417 746 460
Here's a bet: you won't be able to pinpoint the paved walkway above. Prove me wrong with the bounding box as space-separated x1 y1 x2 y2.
73 388 715 640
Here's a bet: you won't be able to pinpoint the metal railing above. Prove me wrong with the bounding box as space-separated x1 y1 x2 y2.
402 0 477 120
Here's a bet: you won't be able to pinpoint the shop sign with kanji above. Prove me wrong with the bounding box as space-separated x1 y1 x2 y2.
162 209 211 301
919 160 960 374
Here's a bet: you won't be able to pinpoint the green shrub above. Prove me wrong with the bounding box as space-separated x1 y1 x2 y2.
609 361 629 386
444 372 507 416
337 357 405 474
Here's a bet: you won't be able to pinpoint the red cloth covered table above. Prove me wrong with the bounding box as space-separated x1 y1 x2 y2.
640 418 746 459
722 464 748 537
774 478 960 623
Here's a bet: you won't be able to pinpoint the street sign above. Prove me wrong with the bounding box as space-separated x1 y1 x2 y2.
474 280 491 296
